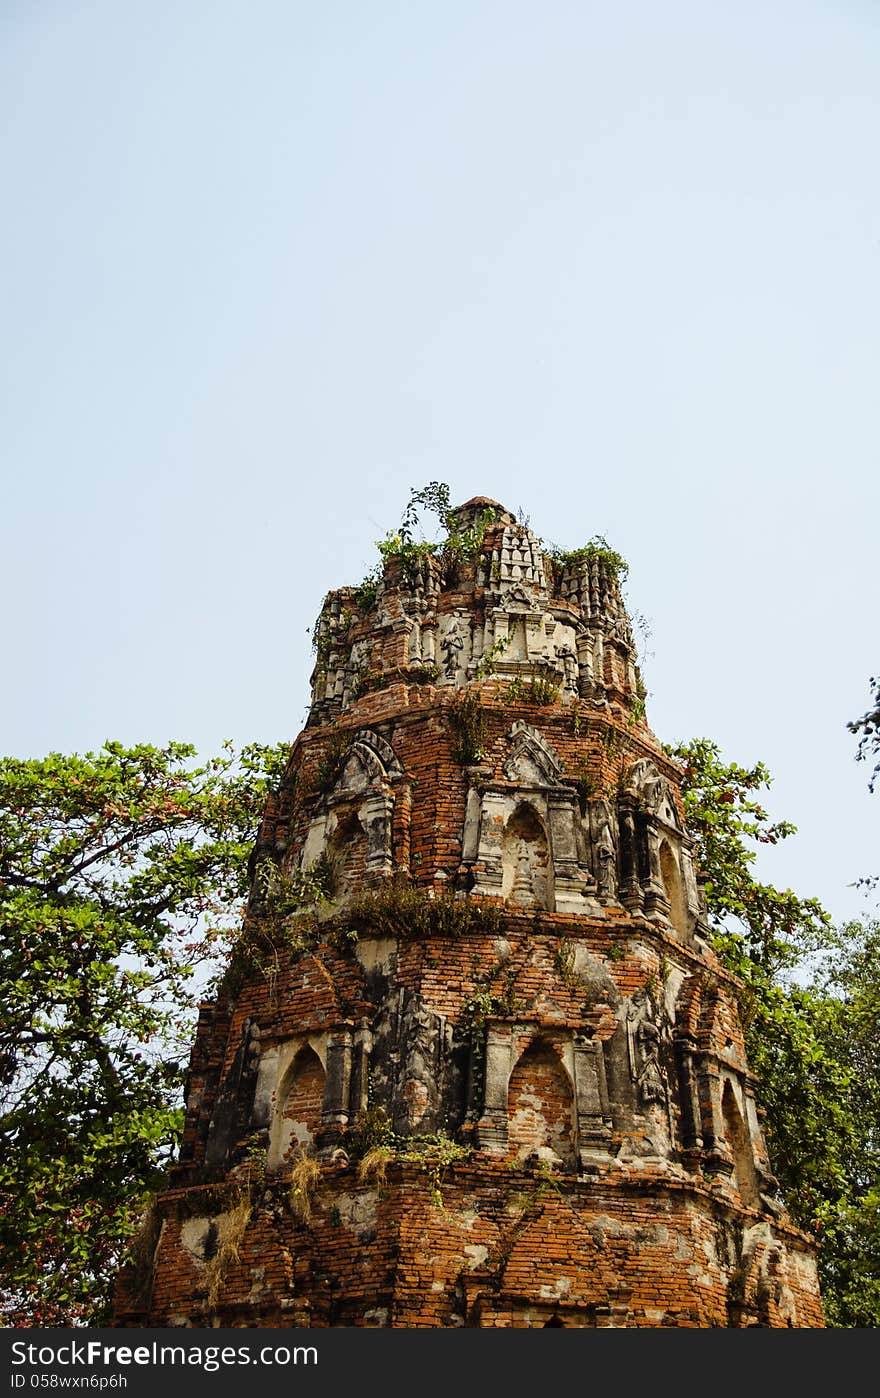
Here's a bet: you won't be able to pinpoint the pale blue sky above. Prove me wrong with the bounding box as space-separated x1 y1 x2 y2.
1 1 877 922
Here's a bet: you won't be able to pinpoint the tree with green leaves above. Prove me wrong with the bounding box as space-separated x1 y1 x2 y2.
848 674 880 793
0 739 286 1325
666 737 880 1327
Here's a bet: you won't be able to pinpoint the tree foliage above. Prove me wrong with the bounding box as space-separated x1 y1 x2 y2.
0 739 286 1325
667 737 879 1327
848 674 880 793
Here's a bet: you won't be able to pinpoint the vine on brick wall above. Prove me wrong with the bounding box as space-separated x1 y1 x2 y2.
448 691 488 764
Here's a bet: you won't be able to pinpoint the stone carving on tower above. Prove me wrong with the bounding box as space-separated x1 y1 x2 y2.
116 494 823 1329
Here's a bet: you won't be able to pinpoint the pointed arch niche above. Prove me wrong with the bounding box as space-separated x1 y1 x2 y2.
507 1039 577 1171
501 802 553 910
296 728 403 894
617 758 701 940
268 1045 326 1168
461 722 599 914
721 1079 760 1208
659 840 688 939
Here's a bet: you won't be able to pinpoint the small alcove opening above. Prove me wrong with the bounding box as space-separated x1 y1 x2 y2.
721 1080 760 1207
507 1039 576 1171
268 1045 326 1168
501 802 553 910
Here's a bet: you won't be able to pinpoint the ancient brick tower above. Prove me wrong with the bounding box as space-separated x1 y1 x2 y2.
118 497 823 1328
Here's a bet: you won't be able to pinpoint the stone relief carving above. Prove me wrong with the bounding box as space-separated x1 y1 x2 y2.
399 994 442 1129
554 642 578 694
623 758 681 830
502 722 563 786
440 616 467 679
297 729 402 885
463 723 599 913
332 729 403 794
589 798 619 904
626 986 669 1108
504 583 538 610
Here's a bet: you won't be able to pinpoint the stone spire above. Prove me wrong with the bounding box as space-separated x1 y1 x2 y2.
116 496 824 1329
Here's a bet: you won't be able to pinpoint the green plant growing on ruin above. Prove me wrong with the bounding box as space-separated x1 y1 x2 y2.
602 725 621 762
543 536 629 586
460 975 521 1050
256 854 334 916
529 672 560 706
396 1133 471 1209
373 482 497 591
125 1196 163 1306
448 690 488 764
351 566 383 614
219 916 311 1000
553 938 577 988
407 661 440 683
531 1159 564 1200
569 756 595 809
220 857 334 996
627 694 647 728
311 730 352 794
342 880 502 942
354 1126 470 1209
312 611 352 664
348 1106 396 1163
504 668 560 707
474 635 509 680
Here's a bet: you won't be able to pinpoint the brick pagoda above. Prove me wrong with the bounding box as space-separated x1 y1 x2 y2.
117 497 823 1328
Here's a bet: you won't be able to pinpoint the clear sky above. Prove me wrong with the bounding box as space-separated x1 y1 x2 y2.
2 1 877 924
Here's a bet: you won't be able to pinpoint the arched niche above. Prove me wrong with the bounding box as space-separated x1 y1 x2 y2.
463 723 598 913
268 1046 326 1168
617 758 699 937
501 803 553 910
721 1079 760 1208
324 807 366 900
298 727 400 888
507 1039 576 1171
659 840 688 939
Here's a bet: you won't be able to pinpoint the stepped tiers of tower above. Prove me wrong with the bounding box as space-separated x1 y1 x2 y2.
117 498 824 1328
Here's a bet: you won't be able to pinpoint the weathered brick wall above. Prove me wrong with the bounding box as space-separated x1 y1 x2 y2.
121 1162 822 1328
117 497 823 1328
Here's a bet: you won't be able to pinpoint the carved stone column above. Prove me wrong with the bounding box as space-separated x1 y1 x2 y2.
359 791 395 876
573 1034 612 1172
642 821 671 921
674 1034 704 1158
475 1024 512 1153
698 1059 733 1178
350 1021 373 1121
470 792 509 897
548 792 598 913
251 1044 280 1131
617 801 643 913
421 617 437 665
316 1029 353 1155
